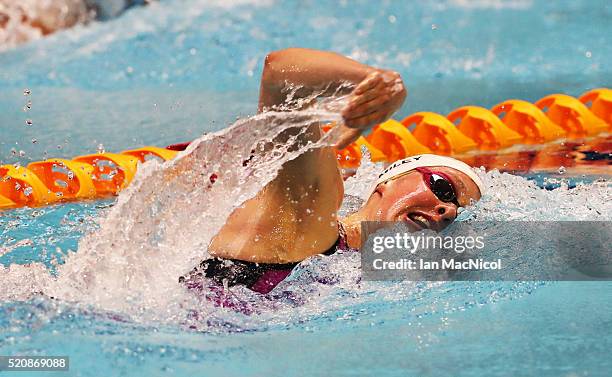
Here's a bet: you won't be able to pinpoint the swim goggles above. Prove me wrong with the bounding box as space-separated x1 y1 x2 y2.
415 167 460 207
381 167 460 207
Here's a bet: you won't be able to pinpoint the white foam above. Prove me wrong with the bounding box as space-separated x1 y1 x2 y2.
0 108 342 320
0 109 610 328
0 0 91 51
447 0 533 10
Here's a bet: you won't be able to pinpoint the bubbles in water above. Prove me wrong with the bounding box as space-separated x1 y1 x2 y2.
0 104 609 331
585 51 592 58
31 138 38 144
0 107 344 321
25 119 33 126
431 24 438 30
23 89 31 96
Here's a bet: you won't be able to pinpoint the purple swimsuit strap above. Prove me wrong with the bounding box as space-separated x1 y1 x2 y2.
248 222 352 294
186 222 355 306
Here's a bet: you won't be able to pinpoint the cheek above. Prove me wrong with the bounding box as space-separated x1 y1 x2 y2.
375 208 383 218
382 188 431 219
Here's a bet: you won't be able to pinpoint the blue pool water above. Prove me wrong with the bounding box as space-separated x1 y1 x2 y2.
1 1 611 376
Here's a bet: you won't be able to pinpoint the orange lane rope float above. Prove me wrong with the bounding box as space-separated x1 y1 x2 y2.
1 89 609 210
579 88 612 129
535 94 608 137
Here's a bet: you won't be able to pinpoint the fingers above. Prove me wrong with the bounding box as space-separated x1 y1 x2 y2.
342 90 395 129
354 71 383 95
347 83 384 109
341 70 405 128
334 69 406 144
344 93 392 121
380 70 401 85
344 109 391 130
350 71 398 107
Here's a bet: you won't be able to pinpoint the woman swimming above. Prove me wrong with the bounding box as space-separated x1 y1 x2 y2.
181 48 484 294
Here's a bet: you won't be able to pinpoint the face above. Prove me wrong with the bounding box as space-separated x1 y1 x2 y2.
361 166 482 232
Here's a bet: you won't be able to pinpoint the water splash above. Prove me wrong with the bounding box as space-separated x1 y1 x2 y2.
0 109 610 330
0 108 343 319
0 0 92 51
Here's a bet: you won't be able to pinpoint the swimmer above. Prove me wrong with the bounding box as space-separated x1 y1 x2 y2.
178 48 485 294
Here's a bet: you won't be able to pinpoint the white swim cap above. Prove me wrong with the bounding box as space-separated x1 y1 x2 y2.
373 154 485 195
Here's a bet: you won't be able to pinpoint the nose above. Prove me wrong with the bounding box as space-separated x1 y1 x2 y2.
431 202 457 230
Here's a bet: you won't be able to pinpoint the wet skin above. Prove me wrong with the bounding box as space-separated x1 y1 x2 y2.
341 166 482 248
209 48 482 263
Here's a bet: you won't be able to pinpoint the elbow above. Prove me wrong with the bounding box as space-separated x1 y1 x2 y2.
262 50 281 84
264 48 290 68
263 47 302 72
263 49 286 73
264 49 282 66
262 48 292 85
265 48 299 64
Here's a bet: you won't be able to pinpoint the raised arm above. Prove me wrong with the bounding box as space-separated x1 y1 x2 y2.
259 48 407 148
259 48 375 110
209 49 406 263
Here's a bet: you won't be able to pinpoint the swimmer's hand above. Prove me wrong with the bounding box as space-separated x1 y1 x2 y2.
336 70 407 149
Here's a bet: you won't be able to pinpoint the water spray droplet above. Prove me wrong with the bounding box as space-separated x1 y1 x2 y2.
25 119 33 126
23 89 31 96
31 138 37 144
558 166 566 175
97 144 105 153
431 24 438 30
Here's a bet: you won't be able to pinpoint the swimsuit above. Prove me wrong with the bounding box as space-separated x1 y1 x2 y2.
180 224 352 295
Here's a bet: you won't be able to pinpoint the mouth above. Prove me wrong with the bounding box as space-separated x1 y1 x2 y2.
403 212 432 230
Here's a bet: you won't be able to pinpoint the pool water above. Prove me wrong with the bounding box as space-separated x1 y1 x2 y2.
1 1 611 376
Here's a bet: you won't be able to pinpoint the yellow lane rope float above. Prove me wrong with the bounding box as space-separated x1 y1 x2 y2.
1 90 610 210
